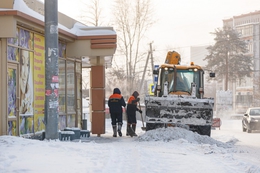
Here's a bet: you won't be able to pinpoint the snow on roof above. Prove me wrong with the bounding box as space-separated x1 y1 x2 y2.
4 0 115 37
71 22 116 36
13 0 44 20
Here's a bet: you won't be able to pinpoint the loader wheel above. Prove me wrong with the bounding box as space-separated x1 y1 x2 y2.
198 125 211 137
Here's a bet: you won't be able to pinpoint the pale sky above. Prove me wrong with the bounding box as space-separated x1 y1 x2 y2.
148 0 260 59
54 0 260 63
39 0 260 63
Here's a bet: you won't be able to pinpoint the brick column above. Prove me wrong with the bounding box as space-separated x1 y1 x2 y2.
90 65 105 136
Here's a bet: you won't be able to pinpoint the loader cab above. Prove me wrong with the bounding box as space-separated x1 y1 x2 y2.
154 65 204 98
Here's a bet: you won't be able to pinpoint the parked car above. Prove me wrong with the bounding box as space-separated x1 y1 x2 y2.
242 107 260 133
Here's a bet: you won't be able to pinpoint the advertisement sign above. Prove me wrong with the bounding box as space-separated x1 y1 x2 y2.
149 84 154 95
19 50 34 135
33 34 45 132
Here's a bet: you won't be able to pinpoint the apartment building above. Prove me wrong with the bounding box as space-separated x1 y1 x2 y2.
223 10 260 113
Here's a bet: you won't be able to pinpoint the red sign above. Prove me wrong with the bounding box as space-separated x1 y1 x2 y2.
52 76 59 82
45 90 52 96
212 118 222 130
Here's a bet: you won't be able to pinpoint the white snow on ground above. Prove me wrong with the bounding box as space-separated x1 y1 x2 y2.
0 119 260 173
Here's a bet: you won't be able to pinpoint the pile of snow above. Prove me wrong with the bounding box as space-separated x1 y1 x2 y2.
137 127 238 148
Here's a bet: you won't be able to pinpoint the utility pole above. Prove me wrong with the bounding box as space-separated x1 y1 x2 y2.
139 42 154 93
149 42 154 81
44 0 59 140
139 51 151 92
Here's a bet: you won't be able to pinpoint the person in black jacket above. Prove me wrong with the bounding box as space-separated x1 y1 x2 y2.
108 88 126 137
126 91 142 137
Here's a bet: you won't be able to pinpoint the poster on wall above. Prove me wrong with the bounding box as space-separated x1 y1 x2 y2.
8 68 17 117
7 28 19 61
19 28 33 49
7 68 17 135
34 34 45 132
19 50 34 135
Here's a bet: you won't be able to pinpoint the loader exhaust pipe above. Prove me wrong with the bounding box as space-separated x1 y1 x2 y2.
191 83 196 97
200 71 204 99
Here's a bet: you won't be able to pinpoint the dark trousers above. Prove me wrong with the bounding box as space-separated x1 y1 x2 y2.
110 112 123 125
127 113 137 124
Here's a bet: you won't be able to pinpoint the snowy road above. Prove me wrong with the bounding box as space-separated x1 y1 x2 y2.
212 119 260 147
1 119 260 173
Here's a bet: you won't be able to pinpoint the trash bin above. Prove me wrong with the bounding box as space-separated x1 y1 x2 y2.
82 119 88 130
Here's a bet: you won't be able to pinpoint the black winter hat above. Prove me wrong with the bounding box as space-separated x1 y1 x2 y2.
132 91 139 98
113 88 121 94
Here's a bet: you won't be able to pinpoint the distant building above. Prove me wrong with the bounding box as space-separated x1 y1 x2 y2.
190 45 209 67
223 10 260 113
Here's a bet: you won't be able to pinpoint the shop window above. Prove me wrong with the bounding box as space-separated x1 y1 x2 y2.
7 68 17 117
6 27 83 134
59 43 66 58
7 27 39 136
59 115 66 130
67 114 76 128
7 46 19 61
19 116 33 135
19 28 34 49
19 50 34 115
7 28 19 61
8 121 16 136
66 61 75 113
59 59 66 113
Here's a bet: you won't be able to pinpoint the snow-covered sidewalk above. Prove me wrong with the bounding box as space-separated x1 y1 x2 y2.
0 119 260 173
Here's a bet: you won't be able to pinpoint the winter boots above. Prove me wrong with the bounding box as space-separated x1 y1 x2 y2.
112 125 117 137
126 124 129 136
127 124 137 137
132 124 136 134
132 124 137 137
112 123 123 137
114 123 137 137
118 122 122 137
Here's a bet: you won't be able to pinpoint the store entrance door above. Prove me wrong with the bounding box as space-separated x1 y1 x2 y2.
75 62 82 128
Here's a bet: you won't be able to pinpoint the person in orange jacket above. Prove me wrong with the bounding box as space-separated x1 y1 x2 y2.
126 91 142 137
108 88 126 137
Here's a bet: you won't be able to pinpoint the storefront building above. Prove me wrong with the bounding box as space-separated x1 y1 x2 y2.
0 0 116 136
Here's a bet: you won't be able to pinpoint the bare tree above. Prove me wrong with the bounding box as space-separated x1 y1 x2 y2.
111 0 154 97
79 0 104 26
